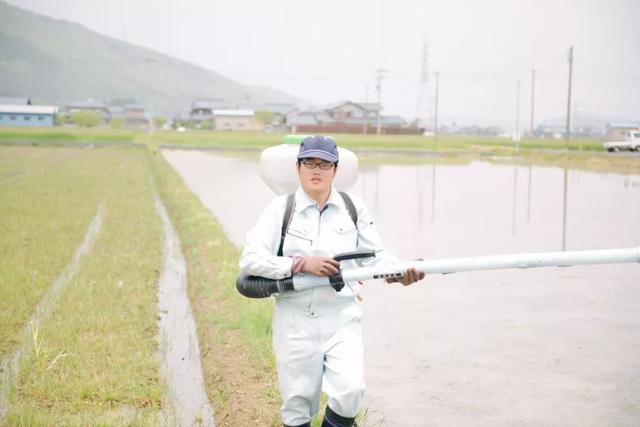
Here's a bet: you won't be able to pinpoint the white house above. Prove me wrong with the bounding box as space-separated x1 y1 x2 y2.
213 109 260 131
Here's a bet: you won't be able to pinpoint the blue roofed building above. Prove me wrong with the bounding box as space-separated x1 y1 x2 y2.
0 104 58 127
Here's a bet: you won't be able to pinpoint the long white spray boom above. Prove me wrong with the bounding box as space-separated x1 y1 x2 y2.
290 246 640 291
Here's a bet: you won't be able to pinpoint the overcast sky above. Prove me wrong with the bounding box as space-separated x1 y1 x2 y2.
7 0 640 128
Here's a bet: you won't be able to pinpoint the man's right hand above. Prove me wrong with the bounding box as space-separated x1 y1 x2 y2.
302 256 340 276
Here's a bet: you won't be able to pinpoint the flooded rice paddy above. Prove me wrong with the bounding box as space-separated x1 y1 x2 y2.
164 149 640 427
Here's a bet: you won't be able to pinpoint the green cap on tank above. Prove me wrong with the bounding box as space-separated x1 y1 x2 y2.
283 134 311 145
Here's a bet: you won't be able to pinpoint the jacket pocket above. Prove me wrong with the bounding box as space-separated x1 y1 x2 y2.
334 222 357 235
333 221 358 253
286 226 313 245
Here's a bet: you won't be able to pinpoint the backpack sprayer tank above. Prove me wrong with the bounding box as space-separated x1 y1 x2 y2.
259 134 359 195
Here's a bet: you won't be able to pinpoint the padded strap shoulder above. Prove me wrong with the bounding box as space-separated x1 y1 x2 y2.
339 191 358 228
277 193 295 256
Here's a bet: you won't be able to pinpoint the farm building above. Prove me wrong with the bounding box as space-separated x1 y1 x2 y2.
0 104 58 127
287 101 422 134
606 122 640 141
213 110 260 131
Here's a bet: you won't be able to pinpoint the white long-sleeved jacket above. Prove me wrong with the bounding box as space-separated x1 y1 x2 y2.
239 186 397 314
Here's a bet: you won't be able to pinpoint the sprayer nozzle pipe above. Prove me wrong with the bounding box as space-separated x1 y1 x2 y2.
340 247 640 282
237 247 640 299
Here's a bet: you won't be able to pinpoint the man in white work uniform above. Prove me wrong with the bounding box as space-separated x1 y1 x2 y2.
239 135 425 427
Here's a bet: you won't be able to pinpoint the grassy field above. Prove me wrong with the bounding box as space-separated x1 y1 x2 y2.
1 146 164 425
0 147 109 354
0 143 283 426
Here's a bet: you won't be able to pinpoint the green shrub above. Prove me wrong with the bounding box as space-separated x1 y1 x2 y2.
71 111 101 127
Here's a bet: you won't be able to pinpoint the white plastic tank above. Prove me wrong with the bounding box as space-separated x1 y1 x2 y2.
259 135 359 195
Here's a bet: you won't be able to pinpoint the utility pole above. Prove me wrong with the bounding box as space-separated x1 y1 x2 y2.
363 84 369 134
530 69 535 138
565 46 574 147
375 69 386 135
573 100 582 151
433 70 440 140
417 39 430 131
515 79 521 153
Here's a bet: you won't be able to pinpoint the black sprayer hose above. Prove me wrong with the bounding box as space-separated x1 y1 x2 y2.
236 251 374 298
236 274 295 298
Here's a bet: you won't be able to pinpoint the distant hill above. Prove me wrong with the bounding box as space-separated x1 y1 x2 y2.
0 1 306 115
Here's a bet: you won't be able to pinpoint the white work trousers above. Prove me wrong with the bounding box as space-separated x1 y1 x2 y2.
273 301 365 426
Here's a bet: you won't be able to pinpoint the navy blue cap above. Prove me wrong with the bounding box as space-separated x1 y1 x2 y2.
297 135 339 163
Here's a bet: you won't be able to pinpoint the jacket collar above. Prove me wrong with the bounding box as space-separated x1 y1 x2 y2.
294 186 344 212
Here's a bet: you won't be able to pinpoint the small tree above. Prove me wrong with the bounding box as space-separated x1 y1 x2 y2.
72 111 101 127
255 110 277 125
153 116 167 129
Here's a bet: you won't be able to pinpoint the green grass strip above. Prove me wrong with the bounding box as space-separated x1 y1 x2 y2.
0 147 115 354
0 127 138 143
146 129 604 152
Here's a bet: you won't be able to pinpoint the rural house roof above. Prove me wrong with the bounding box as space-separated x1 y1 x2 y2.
213 109 255 117
0 105 58 115
107 106 125 116
261 103 297 115
326 101 381 112
192 99 225 110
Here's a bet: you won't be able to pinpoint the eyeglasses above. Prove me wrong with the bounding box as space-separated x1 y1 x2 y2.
301 160 335 170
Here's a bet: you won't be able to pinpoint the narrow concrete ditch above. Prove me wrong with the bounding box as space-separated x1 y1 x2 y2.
153 182 215 427
0 203 105 422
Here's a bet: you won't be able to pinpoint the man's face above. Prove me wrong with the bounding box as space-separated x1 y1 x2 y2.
297 157 337 195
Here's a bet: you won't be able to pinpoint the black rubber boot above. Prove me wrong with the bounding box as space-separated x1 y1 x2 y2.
321 406 356 427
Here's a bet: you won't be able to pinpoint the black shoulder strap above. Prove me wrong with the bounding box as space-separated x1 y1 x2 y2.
277 193 295 256
339 191 358 227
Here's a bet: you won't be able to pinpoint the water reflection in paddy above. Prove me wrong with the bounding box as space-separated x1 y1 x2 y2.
164 150 640 427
